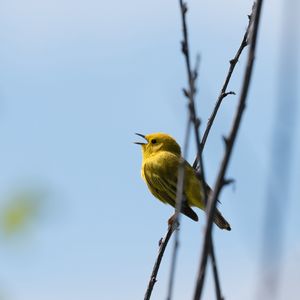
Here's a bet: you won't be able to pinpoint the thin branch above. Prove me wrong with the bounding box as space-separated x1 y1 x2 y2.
193 1 264 299
144 224 178 300
177 1 207 200
167 117 192 300
144 2 196 298
193 13 252 169
210 244 223 300
167 2 203 299
178 2 224 299
167 2 224 300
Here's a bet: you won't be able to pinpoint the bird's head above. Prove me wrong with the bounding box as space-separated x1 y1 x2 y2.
134 132 181 159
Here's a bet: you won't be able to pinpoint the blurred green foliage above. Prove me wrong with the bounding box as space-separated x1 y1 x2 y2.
0 189 45 237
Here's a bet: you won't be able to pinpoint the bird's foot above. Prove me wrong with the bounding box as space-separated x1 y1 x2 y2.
168 213 180 231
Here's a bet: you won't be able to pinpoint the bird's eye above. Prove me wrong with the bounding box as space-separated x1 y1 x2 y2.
151 139 157 144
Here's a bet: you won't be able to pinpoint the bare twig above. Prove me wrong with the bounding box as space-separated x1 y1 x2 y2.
167 2 224 300
193 1 264 299
144 2 196 298
167 3 203 300
145 1 254 298
144 224 178 300
193 13 252 169
210 244 223 300
167 117 192 300
178 2 224 299
166 3 198 298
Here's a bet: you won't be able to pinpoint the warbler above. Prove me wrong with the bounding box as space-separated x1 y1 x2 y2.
135 132 231 231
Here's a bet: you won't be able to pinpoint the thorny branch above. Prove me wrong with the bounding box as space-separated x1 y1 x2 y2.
144 224 178 300
147 3 198 299
193 1 264 299
167 1 201 298
144 1 263 299
174 1 223 300
167 118 192 300
193 12 252 169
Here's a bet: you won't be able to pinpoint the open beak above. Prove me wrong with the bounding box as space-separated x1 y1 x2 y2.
134 133 147 145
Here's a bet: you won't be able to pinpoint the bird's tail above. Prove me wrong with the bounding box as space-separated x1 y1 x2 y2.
214 209 231 231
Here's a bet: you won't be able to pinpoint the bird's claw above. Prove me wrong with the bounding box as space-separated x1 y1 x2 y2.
168 213 180 230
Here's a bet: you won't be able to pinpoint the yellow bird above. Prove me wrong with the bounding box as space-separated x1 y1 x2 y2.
135 132 231 231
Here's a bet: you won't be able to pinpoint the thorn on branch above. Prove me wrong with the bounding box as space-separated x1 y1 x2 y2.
229 58 237 65
222 178 235 187
182 88 189 98
181 40 188 55
222 135 229 147
158 238 163 247
243 38 249 47
190 114 200 128
221 91 236 99
151 277 157 284
193 70 198 81
182 2 188 14
226 91 236 96
195 117 201 129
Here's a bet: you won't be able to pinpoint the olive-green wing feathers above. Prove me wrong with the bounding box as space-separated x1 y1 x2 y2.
143 155 199 222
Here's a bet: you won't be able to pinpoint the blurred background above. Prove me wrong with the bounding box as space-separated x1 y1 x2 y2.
0 0 299 299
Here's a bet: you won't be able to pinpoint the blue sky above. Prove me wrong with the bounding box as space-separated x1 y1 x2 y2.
0 0 299 299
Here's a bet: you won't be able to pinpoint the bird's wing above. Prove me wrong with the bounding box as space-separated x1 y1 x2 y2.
143 155 198 222
192 168 222 204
